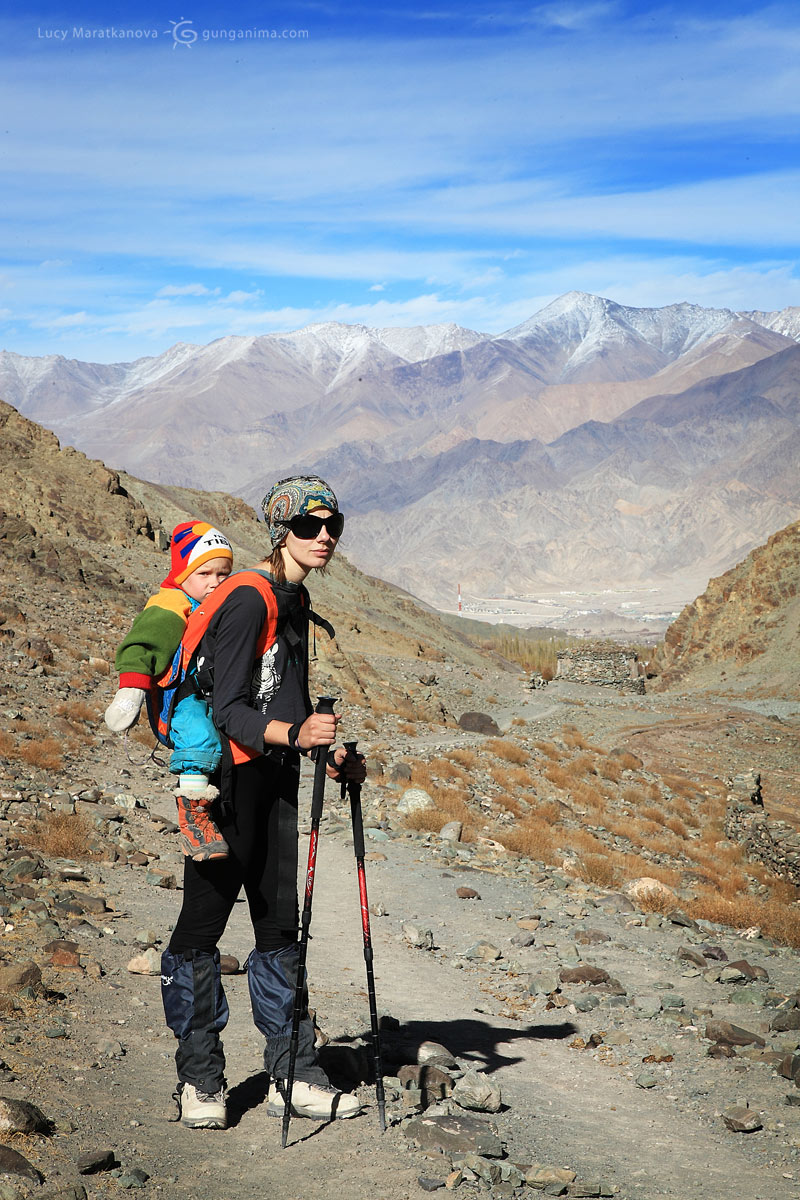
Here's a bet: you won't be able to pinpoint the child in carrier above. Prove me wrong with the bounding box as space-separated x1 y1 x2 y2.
104 520 233 861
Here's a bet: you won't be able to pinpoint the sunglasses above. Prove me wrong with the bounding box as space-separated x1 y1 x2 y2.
281 512 345 540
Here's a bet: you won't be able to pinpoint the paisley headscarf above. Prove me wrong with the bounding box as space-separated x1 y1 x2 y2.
261 475 339 549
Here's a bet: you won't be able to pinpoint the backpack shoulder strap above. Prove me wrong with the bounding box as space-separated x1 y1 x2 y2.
181 569 279 661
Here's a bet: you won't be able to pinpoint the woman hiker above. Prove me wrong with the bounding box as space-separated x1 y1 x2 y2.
160 475 366 1129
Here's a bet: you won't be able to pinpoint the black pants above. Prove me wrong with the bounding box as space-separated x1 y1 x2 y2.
169 752 301 955
162 751 327 1089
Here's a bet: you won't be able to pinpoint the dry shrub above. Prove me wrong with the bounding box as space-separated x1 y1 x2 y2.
494 793 524 817
19 737 63 771
490 764 530 792
361 717 378 732
499 766 530 790
561 726 589 750
574 854 620 888
596 757 623 783
512 717 527 727
640 806 666 826
665 816 689 838
434 789 473 823
660 772 700 800
535 741 563 762
25 810 96 859
644 781 663 803
634 887 677 914
368 697 394 718
447 749 479 770
398 722 417 737
0 731 16 758
621 785 646 805
565 753 598 779
612 751 643 772
498 819 557 864
687 893 800 948
544 763 571 790
409 764 473 825
715 868 751 902
484 738 528 765
618 816 662 844
55 700 99 723
409 763 435 790
671 798 700 827
570 781 606 813
430 757 468 782
771 878 800 905
401 808 449 834
395 699 416 720
560 827 608 858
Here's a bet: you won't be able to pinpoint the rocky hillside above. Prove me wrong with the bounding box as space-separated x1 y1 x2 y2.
0 398 516 738
656 519 800 697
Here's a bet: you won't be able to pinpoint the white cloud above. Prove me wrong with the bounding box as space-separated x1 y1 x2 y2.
0 5 798 360
224 289 263 302
156 283 220 297
45 311 89 328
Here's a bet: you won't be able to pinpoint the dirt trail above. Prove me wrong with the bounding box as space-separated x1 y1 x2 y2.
56 778 794 1200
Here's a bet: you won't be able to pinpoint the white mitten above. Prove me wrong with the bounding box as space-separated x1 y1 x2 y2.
104 687 146 732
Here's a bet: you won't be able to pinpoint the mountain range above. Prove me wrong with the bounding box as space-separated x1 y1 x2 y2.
2 291 799 612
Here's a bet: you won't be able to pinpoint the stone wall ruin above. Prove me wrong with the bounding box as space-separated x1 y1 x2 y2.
555 643 645 694
724 769 800 887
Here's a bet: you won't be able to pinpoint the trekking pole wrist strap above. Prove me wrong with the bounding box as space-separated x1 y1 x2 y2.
287 722 305 753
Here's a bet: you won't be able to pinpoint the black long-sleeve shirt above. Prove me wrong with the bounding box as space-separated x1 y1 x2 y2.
198 576 311 755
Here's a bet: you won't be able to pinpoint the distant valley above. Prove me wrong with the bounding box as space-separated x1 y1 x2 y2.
2 291 799 623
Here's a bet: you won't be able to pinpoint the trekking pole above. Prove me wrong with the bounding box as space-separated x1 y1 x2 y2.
342 740 386 1133
281 695 336 1150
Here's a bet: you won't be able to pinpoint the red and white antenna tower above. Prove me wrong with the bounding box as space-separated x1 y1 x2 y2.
457 582 462 615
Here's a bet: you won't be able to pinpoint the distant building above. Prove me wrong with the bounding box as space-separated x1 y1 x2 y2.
556 643 645 693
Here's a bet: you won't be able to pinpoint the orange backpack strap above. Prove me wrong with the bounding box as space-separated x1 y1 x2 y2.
181 570 279 662
181 570 282 767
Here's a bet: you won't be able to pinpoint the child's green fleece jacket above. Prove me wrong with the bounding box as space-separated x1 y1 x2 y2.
115 587 194 689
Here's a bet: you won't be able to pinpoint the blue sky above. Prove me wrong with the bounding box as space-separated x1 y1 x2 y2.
1 1 799 361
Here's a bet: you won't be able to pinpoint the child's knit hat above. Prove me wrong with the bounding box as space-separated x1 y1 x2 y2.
261 475 339 549
162 521 233 588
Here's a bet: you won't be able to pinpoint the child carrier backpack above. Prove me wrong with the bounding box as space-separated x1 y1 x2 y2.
144 570 334 753
145 641 211 749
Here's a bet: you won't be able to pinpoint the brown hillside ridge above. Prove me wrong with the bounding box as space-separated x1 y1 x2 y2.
0 397 152 590
2 399 800 1200
656 518 800 699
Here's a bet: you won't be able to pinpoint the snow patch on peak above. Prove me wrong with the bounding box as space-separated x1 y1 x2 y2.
741 307 800 343
502 292 746 368
375 323 485 363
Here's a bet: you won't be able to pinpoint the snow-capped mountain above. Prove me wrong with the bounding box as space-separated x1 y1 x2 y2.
3 293 799 608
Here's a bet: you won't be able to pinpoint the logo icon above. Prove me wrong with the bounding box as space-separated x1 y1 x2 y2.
165 18 197 48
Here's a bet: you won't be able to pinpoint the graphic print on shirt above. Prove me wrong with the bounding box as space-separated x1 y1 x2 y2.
249 643 281 711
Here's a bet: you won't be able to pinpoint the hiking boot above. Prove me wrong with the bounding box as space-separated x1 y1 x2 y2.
175 794 229 861
178 1083 227 1129
267 1080 362 1120
104 686 146 732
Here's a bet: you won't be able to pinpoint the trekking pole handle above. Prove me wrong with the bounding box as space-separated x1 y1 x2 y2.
309 696 337 822
340 738 358 799
343 740 365 858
